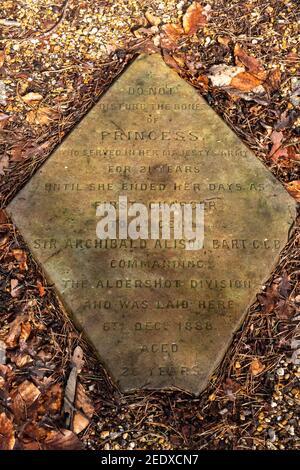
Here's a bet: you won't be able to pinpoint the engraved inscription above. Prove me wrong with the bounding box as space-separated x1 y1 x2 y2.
7 54 296 394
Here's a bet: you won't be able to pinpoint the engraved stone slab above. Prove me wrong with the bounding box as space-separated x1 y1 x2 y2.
7 54 296 395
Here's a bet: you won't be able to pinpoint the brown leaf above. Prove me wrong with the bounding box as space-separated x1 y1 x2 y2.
21 92 43 106
217 35 231 47
44 429 83 450
5 317 22 348
161 23 184 48
257 283 279 314
11 380 41 421
285 180 300 201
0 50 5 68
11 353 33 368
0 413 15 450
26 106 59 126
73 412 90 434
20 423 82 450
250 358 265 376
279 272 291 298
275 300 294 320
20 321 31 343
0 209 8 224
266 68 281 92
0 154 9 175
268 130 289 162
0 112 9 129
75 383 94 417
183 2 208 35
10 140 51 162
230 71 263 92
145 11 161 26
36 280 46 297
223 377 241 400
162 51 182 71
234 44 266 79
37 383 63 416
12 248 28 271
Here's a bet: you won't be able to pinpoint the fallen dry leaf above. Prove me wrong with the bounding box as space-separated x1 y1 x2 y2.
5 316 30 348
183 2 208 35
163 51 182 71
234 44 266 79
11 380 41 421
36 279 46 297
269 130 284 157
26 106 59 126
257 283 279 314
73 413 90 434
12 248 28 271
0 49 5 68
0 112 9 129
10 278 21 298
145 10 161 26
0 209 8 224
5 317 22 348
0 413 15 450
43 429 83 450
161 23 184 48
0 154 9 176
20 321 31 343
72 382 94 434
250 358 265 376
230 71 263 92
21 92 43 106
11 353 33 368
285 180 300 201
21 423 83 450
37 383 63 416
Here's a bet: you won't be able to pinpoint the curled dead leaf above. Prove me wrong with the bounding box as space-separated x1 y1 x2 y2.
145 10 161 26
285 180 300 201
161 23 184 49
250 358 265 376
183 2 209 35
21 92 43 106
0 50 5 68
0 413 15 450
234 44 266 79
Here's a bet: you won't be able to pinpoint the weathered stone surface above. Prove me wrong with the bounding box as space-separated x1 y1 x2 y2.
7 54 296 395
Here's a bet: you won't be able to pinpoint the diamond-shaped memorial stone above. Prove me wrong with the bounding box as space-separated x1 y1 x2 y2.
7 54 296 395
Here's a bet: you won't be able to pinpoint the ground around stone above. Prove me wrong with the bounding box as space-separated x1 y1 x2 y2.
0 0 299 450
